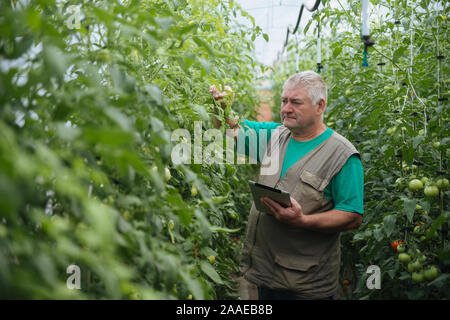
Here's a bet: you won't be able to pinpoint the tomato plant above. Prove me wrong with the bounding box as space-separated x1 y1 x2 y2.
0 0 265 299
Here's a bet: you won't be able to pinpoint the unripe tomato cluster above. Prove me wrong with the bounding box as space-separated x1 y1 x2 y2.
395 243 439 283
406 176 447 197
391 240 404 252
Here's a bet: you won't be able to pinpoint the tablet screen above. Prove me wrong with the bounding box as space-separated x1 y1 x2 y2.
248 180 291 215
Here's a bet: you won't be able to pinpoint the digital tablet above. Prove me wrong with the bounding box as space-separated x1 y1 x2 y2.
248 180 291 215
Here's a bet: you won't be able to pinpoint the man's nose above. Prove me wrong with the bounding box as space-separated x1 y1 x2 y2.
281 102 294 113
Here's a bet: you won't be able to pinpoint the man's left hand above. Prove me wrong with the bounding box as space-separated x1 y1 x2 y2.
260 196 305 227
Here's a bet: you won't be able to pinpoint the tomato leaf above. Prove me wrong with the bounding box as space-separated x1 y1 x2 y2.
332 46 342 58
393 46 407 64
426 212 450 240
373 225 384 242
155 17 174 31
413 135 424 149
304 20 312 35
382 214 396 237
145 84 163 105
104 107 132 131
180 270 205 300
192 36 216 57
403 198 416 223
200 261 224 284
427 274 450 288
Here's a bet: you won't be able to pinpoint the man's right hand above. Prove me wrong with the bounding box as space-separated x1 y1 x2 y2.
209 84 234 108
209 84 239 134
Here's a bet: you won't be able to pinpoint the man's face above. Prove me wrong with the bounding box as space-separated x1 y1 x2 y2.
280 86 323 131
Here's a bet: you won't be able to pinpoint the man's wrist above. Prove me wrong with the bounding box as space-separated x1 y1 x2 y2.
226 115 240 129
292 213 310 229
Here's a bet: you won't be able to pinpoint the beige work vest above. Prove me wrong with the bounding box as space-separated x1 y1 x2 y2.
240 125 360 299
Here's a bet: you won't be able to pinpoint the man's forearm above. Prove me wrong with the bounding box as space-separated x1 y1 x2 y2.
213 114 222 129
296 209 362 234
210 84 237 130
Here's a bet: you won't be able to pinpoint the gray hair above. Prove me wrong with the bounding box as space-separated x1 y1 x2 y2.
283 71 327 105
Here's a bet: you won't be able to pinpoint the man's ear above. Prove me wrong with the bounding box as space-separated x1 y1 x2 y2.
317 99 326 115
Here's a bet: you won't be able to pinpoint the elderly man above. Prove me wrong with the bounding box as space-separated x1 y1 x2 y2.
210 71 363 300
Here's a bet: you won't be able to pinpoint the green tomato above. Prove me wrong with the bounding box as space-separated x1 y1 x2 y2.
428 230 438 238
420 177 429 185
436 178 449 190
411 260 422 271
408 179 423 191
164 167 172 181
172 284 178 295
397 244 406 253
423 266 439 281
424 185 439 197
418 255 427 263
432 141 440 149
412 271 424 283
387 126 397 135
191 184 198 197
398 253 411 263
230 212 239 220
208 255 216 264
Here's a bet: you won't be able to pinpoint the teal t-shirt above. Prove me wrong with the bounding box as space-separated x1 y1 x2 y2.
238 120 364 215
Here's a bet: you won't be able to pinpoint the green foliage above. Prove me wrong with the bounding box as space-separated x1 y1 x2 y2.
1 0 448 301
0 0 263 299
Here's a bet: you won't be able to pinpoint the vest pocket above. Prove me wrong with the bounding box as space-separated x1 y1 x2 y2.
291 170 326 206
274 254 319 271
299 170 325 191
272 254 320 290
